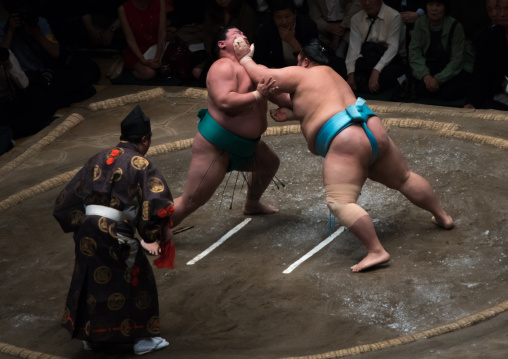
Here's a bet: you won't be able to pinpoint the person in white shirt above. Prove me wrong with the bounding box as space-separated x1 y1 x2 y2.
0 47 28 99
345 0 407 93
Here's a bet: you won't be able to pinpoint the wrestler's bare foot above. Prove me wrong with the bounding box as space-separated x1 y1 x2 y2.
242 200 279 215
431 214 454 230
350 250 390 273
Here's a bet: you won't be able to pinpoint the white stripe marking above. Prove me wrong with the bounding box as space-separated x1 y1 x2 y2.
283 226 346 274
187 218 252 265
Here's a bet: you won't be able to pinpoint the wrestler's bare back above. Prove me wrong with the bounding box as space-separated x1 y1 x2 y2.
206 57 269 139
288 65 387 156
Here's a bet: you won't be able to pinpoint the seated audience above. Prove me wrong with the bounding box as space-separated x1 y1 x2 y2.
254 0 318 68
308 0 362 57
166 0 207 83
448 0 489 81
0 47 59 142
464 0 508 111
0 0 98 108
203 0 257 56
345 0 407 94
385 0 425 45
408 0 472 101
118 0 167 80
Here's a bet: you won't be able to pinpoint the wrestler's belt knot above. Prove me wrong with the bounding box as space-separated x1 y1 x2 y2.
345 97 375 123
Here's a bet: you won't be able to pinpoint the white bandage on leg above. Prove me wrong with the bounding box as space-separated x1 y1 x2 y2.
325 183 368 228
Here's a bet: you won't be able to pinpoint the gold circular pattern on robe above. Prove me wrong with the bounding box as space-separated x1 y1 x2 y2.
110 167 123 182
87 294 96 313
131 156 149 170
93 165 101 181
109 223 118 238
110 196 120 208
70 210 85 227
85 320 91 336
142 201 152 221
94 266 112 284
120 318 136 336
55 190 66 207
61 307 70 324
107 293 126 311
146 316 160 334
135 291 151 310
74 180 83 198
148 177 164 193
80 237 97 256
98 217 108 232
124 267 132 283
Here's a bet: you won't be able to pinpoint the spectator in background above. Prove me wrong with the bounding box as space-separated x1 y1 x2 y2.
486 0 501 25
308 0 362 57
0 0 98 109
0 47 25 155
448 0 489 83
254 0 318 68
245 0 309 30
408 0 472 101
38 0 126 52
384 0 424 50
448 0 490 46
204 0 257 56
345 0 407 94
464 0 508 111
79 0 127 50
0 47 60 144
119 0 167 80
0 0 60 77
166 0 207 82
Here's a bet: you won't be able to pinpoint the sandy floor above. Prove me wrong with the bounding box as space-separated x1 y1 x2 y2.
0 86 507 359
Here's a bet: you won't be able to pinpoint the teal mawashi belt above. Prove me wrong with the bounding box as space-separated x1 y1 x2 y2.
315 98 378 163
197 109 259 157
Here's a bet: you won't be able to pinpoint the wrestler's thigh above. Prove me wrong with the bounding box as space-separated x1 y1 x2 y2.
368 137 410 189
181 134 229 201
323 151 368 187
243 140 280 172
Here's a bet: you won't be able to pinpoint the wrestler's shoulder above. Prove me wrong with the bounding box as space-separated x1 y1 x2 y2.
209 58 239 73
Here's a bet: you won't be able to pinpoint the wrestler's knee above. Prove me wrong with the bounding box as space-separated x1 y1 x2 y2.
325 183 368 227
386 170 412 190
257 142 280 171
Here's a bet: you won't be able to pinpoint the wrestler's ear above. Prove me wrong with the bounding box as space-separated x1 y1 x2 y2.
302 58 310 68
218 40 226 50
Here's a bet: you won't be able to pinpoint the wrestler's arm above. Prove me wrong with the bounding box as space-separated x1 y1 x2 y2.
269 107 297 122
207 60 269 112
241 59 300 96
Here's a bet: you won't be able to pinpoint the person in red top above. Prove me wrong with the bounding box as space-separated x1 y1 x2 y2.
119 0 167 79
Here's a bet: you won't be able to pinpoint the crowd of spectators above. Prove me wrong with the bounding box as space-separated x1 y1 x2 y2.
1 0 507 155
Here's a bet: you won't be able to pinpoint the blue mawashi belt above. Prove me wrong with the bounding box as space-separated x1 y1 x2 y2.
315 98 378 163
